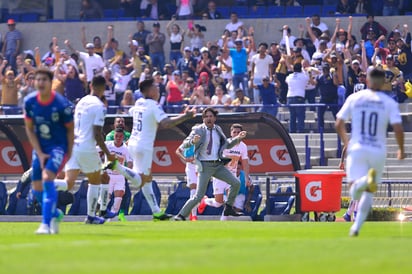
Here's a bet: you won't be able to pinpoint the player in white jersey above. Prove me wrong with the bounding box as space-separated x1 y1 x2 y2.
197 123 250 219
99 128 132 219
106 79 196 220
335 68 405 237
176 142 198 221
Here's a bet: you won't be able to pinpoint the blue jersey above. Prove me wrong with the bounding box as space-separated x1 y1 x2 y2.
183 144 195 158
24 91 73 153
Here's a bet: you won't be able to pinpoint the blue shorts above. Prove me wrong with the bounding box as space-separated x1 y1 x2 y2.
32 147 67 181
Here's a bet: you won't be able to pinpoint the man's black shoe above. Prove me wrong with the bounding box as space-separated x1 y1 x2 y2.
223 204 244 217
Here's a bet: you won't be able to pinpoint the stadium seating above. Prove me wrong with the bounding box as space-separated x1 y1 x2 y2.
321 5 336 16
130 181 161 215
284 6 303 17
0 182 7 215
245 6 266 18
303 5 322 17
230 6 249 18
218 6 231 18
68 179 89 215
259 186 295 219
165 181 190 215
20 13 40 22
242 184 262 221
266 6 284 18
6 180 40 215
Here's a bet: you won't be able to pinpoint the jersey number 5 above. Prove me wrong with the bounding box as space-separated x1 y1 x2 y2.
136 112 143 132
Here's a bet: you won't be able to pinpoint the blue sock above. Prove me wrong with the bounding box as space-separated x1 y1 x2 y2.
42 181 57 226
32 190 43 206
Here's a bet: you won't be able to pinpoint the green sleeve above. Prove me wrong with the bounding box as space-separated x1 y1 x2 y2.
105 131 115 141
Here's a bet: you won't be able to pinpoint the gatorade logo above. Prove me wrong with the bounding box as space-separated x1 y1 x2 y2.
1 146 21 167
305 181 322 202
153 146 172 167
270 145 292 166
247 145 263 166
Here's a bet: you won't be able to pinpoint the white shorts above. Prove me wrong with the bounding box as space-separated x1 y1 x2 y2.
233 194 245 210
128 143 153 175
185 163 197 185
109 174 126 193
212 170 236 195
65 149 101 174
347 148 385 183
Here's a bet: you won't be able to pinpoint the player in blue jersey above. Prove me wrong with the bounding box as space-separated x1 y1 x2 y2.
176 141 198 220
24 68 74 234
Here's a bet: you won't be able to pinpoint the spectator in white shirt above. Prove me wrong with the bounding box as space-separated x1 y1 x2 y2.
285 63 309 133
279 26 296 49
113 66 135 106
225 12 244 32
250 43 274 104
310 14 330 36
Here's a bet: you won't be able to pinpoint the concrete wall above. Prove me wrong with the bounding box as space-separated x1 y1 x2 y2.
3 16 411 59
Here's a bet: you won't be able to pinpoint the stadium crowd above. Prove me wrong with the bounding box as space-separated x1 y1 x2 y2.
1 3 412 133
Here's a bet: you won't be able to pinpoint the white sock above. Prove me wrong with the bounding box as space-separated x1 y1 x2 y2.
99 184 110 211
351 192 373 233
87 184 100 217
347 200 357 215
205 198 223 208
141 182 160 213
349 176 367 200
54 179 68 191
190 189 197 216
115 165 142 188
112 197 122 214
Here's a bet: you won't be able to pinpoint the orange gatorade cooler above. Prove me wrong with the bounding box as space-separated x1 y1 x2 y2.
295 169 345 212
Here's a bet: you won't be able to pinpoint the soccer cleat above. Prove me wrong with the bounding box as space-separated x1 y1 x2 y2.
197 196 208 214
85 215 106 224
103 210 117 219
102 159 118 171
366 168 377 193
223 204 244 217
343 212 352 222
349 229 359 237
118 212 127 222
153 211 173 221
189 214 198 221
35 223 51 235
174 214 186 221
50 209 64 234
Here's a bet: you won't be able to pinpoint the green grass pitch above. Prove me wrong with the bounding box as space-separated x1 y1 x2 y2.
0 221 411 274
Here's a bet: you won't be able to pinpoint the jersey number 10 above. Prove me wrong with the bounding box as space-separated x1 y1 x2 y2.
361 111 378 137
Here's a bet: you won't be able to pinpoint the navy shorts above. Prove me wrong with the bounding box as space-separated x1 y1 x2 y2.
32 147 67 181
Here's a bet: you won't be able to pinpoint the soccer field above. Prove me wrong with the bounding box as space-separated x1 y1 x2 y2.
0 221 410 274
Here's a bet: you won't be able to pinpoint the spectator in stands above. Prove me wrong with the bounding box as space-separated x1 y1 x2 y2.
144 0 169 20
211 85 232 107
380 54 403 99
353 71 367 93
293 38 310 62
217 48 233 88
316 63 339 130
286 63 308 133
225 12 244 33
194 71 213 98
197 47 213 77
205 1 222 19
18 71 35 107
133 21 151 55
346 59 362 98
190 76 211 105
336 0 357 15
310 14 330 36
80 0 103 20
302 59 320 111
280 25 296 49
323 47 346 106
166 18 184 67
113 66 135 106
224 37 250 98
120 0 140 18
127 45 151 91
251 43 273 104
396 34 412 81
188 24 206 50
146 22 166 73
182 76 195 101
360 15 387 41
255 76 279 118
176 0 195 20
152 71 166 106
177 47 197 79
103 68 115 105
65 40 105 87
81 26 103 57
383 0 401 16
166 70 184 112
55 63 86 104
0 60 23 114
2 19 22 70
231 88 250 112
119 89 135 113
